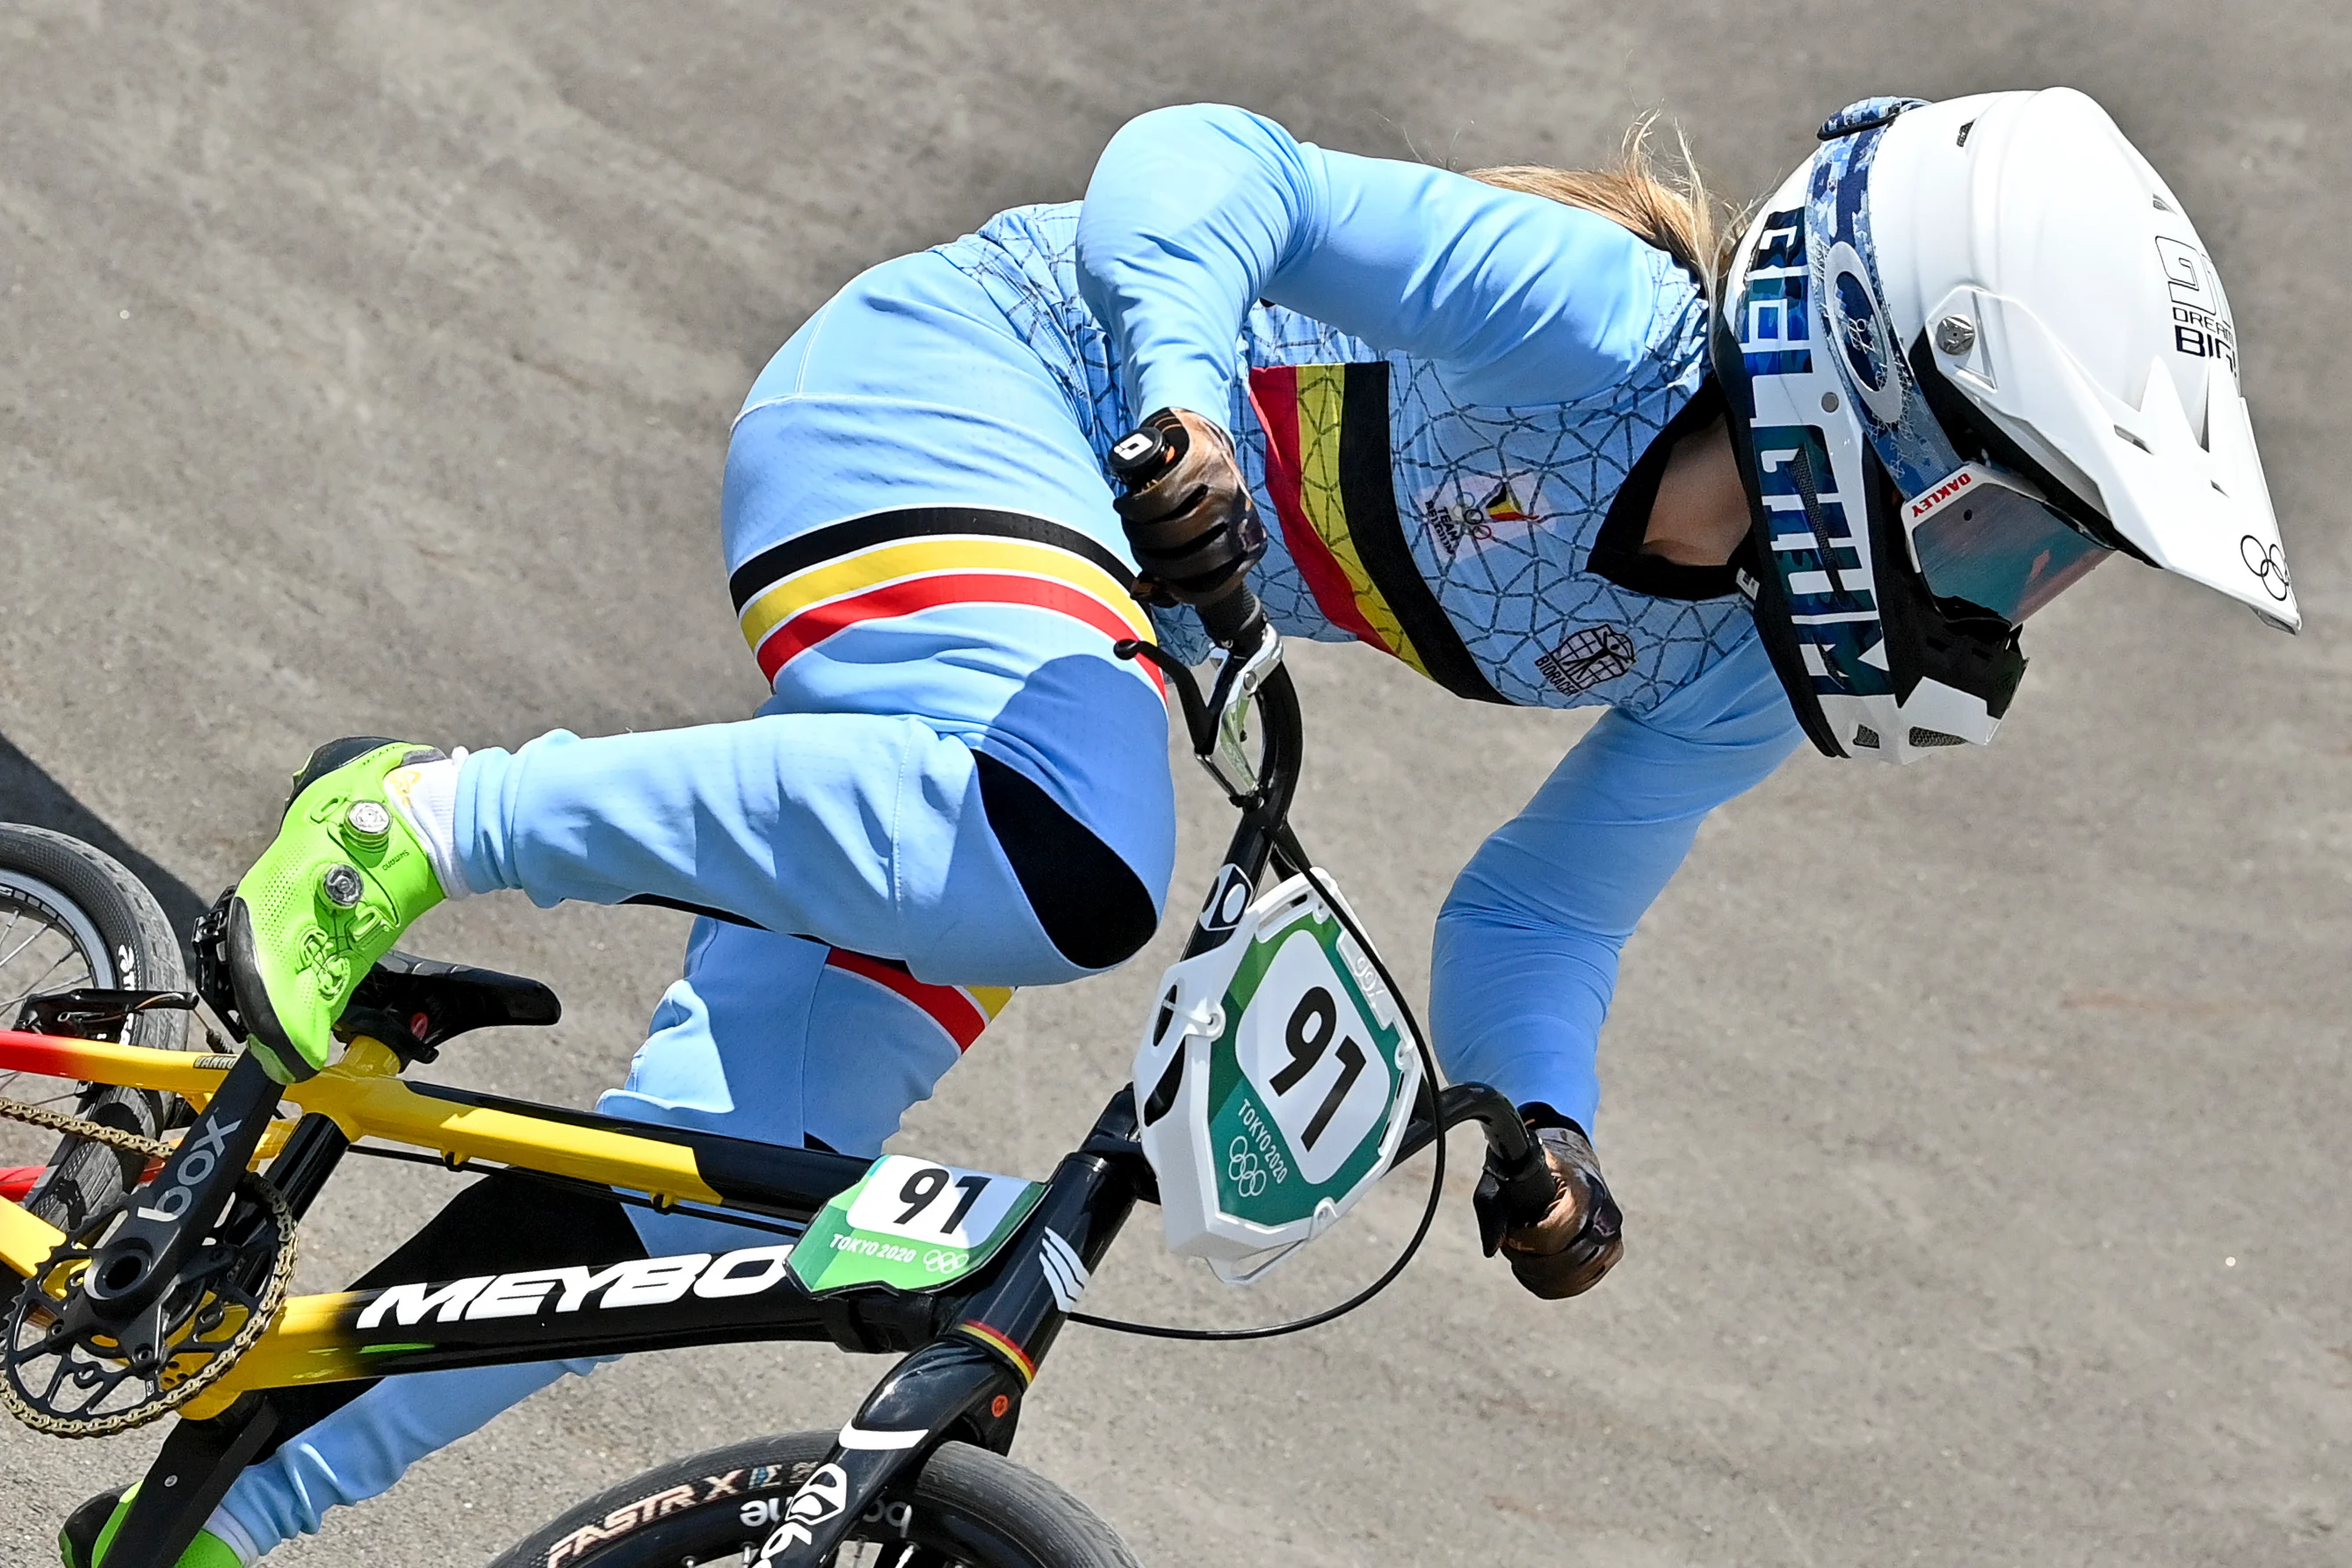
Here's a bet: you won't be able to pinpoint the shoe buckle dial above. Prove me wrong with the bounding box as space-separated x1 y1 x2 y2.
344 800 392 849
320 863 365 907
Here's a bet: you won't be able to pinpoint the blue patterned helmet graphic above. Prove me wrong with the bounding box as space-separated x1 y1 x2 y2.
1716 97 2028 762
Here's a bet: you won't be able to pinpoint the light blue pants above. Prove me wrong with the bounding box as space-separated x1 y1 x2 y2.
216 252 1176 1557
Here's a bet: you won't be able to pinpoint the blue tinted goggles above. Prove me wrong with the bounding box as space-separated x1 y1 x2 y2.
1901 464 2110 624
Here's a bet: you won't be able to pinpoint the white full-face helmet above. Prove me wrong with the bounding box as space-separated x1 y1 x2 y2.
1717 90 2298 763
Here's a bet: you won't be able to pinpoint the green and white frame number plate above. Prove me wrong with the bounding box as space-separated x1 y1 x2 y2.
1206 906 1408 1229
789 1154 1046 1296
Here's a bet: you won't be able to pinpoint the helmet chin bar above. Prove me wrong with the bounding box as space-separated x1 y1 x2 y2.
1716 308 2029 766
1831 444 2025 761
1777 423 2028 764
1713 320 1849 762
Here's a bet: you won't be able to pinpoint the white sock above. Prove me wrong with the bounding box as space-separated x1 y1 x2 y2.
200 1505 262 1565
382 749 474 900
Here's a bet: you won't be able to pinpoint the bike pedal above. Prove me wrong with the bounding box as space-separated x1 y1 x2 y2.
58 1487 123 1568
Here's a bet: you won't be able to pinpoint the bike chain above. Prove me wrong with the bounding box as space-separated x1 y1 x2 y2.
0 1092 297 1438
0 1094 179 1163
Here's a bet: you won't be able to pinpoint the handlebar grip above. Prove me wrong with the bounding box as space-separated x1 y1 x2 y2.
1195 586 1266 650
1106 419 1265 652
1487 1143 1563 1231
1107 423 1179 487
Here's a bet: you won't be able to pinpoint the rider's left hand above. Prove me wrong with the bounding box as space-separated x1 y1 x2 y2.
1491 1117 1623 1299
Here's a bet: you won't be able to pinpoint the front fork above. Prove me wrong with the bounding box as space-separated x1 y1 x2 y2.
756 1125 1143 1565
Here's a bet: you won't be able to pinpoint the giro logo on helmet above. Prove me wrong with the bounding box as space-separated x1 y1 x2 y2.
2156 235 2237 372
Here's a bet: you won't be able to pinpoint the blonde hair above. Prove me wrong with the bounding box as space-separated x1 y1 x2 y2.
1469 115 1734 293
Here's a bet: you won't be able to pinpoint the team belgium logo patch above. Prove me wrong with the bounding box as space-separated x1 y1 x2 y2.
1424 481 1536 554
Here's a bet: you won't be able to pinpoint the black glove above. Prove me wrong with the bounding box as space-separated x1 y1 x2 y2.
1473 1112 1624 1300
1108 408 1266 608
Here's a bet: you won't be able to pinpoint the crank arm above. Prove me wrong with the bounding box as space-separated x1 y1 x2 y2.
71 1052 281 1333
98 1398 283 1568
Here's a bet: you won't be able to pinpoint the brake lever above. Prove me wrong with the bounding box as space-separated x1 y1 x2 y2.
1113 625 1283 803
1198 629 1281 798
1115 639 1209 751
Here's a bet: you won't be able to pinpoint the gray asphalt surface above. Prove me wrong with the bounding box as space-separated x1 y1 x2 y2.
4 1 2348 1563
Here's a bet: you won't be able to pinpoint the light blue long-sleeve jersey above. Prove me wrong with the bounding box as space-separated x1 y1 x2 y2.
453 105 1806 1133
1076 105 1675 430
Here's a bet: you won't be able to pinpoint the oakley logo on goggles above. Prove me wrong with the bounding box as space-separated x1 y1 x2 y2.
1901 464 2110 624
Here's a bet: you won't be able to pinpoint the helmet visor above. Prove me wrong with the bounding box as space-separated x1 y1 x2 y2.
1902 464 2110 623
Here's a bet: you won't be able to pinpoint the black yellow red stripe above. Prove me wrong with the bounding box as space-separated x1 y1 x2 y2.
728 509 1158 692
956 1319 1036 1383
1247 363 1507 704
822 949 1012 1052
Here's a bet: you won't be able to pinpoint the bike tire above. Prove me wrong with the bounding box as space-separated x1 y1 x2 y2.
488 1429 1142 1568
0 824 193 1233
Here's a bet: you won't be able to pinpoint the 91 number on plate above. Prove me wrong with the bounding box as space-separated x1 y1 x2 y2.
1234 929 1393 1187
843 1155 1030 1249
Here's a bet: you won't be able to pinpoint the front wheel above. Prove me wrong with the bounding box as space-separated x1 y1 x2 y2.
488 1429 1140 1568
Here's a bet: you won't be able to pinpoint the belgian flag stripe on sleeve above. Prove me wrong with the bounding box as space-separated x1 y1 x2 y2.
725 507 1160 697
1247 362 1508 705
1332 363 1508 705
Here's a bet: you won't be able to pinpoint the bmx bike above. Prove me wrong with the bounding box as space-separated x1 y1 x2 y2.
0 581 1562 1568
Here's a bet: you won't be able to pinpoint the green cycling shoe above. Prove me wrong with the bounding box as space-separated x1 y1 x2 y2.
227 737 451 1084
61 1486 242 1567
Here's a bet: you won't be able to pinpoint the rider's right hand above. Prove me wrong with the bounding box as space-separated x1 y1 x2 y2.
225 738 452 1084
1109 408 1266 610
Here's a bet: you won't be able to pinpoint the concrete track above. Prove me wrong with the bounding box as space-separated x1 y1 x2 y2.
3 1 2347 1562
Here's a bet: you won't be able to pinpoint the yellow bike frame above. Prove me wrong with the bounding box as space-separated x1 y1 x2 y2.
0 1028 865 1419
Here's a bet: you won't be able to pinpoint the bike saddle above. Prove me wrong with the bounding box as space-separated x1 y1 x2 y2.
334 948 561 1064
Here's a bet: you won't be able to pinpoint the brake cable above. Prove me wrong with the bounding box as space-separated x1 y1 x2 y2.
1065 862 1452 1342
368 858 1458 1343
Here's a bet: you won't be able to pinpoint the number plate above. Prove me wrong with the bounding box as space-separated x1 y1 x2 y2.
1212 916 1401 1222
1134 871 1421 1280
788 1155 1046 1296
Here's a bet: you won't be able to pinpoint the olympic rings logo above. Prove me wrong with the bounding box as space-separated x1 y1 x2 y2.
923 1248 968 1275
2242 535 2292 600
1226 1136 1267 1198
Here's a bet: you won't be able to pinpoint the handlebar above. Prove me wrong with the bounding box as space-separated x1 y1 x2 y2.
1192 584 1266 651
1105 422 1564 1240
1398 1081 1560 1232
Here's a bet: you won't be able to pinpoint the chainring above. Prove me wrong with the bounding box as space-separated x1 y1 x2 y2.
1 1170 295 1437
